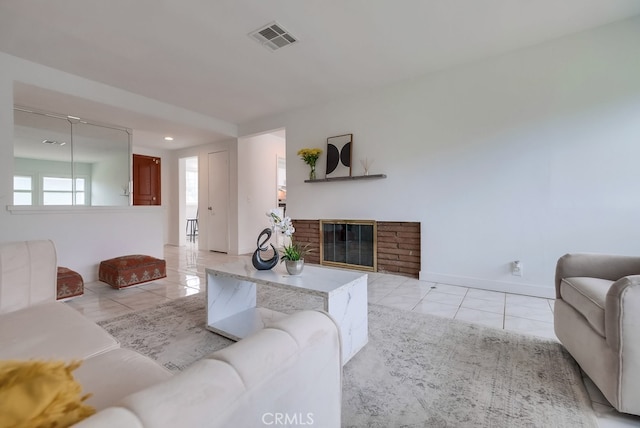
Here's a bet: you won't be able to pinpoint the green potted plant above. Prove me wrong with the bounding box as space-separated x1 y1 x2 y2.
280 240 312 275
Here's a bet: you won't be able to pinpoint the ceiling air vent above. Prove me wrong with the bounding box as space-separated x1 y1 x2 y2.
249 22 298 52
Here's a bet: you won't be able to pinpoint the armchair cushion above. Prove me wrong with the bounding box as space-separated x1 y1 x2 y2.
560 277 612 337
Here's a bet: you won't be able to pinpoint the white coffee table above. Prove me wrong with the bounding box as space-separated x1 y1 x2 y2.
205 258 368 364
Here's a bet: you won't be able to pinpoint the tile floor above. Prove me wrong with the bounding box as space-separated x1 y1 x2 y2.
66 243 640 427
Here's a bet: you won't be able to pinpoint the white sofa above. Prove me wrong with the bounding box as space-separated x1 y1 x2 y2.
0 240 342 427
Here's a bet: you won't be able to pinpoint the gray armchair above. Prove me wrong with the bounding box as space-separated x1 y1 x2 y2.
554 253 640 415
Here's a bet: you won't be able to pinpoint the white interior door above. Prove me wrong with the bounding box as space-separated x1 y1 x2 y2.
207 150 229 253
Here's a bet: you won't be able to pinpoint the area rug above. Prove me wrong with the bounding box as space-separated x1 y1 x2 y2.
97 290 597 427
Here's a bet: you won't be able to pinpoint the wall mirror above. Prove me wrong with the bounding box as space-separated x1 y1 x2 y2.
13 106 131 206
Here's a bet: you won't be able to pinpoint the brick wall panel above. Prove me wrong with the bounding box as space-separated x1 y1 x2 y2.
291 219 420 279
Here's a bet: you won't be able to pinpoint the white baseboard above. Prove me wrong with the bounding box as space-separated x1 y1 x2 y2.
419 272 555 299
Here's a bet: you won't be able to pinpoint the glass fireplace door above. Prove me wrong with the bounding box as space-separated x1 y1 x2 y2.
320 220 377 272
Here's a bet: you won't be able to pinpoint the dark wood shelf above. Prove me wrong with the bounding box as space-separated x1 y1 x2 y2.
304 174 387 183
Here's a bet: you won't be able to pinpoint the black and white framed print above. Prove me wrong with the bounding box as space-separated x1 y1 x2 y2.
326 133 352 178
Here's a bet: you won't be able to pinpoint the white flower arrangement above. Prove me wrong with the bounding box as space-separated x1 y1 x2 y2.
267 209 311 262
267 209 295 237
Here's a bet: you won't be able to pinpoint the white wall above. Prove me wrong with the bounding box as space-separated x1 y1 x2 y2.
3 206 164 282
240 17 640 297
237 132 286 254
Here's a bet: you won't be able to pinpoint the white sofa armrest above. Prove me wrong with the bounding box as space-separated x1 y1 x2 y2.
0 240 57 314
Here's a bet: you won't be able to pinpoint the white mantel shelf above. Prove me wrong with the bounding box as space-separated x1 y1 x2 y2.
304 173 387 183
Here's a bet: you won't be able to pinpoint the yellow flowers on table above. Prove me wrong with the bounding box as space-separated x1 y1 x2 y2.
297 148 322 180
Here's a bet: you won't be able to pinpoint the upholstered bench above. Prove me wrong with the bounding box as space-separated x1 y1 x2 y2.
98 255 166 289
56 267 84 300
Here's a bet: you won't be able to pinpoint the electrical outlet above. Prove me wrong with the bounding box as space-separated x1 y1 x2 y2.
512 260 523 276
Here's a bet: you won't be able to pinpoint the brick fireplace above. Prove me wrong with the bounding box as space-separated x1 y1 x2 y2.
291 220 421 278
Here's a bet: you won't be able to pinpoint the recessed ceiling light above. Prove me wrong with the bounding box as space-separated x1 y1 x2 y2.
164 137 174 141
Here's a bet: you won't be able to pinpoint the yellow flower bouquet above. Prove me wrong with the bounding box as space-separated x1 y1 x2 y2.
297 148 322 180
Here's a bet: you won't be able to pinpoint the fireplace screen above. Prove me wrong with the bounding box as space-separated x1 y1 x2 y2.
320 220 377 271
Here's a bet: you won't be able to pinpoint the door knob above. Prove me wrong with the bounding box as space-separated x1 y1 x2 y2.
152 197 156 201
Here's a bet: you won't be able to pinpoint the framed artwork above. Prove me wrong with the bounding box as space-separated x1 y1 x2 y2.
326 133 352 178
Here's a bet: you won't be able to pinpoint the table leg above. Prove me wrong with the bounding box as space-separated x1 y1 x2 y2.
207 272 256 324
206 272 286 341
326 275 368 364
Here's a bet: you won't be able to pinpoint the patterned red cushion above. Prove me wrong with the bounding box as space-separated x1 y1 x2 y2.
98 255 166 289
57 267 84 300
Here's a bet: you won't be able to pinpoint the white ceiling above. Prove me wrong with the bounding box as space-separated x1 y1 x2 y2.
2 0 640 150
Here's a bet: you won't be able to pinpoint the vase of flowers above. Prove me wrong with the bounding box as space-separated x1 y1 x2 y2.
297 148 322 180
267 209 312 275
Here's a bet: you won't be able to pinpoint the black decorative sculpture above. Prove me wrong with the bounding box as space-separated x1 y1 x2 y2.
251 228 279 270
